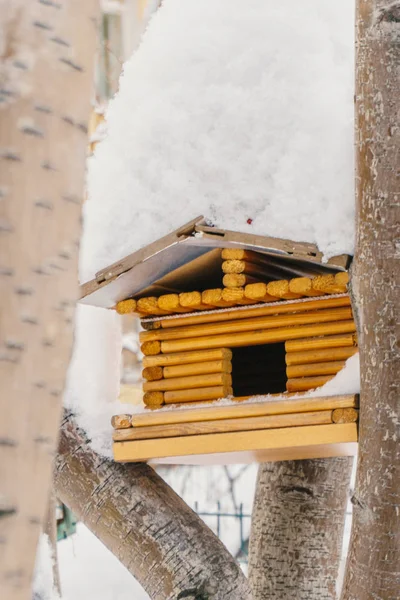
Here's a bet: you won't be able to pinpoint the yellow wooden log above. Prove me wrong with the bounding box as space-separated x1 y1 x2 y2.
244 282 279 302
163 360 232 379
137 297 168 316
267 280 301 300
285 333 357 353
113 410 334 441
111 414 132 429
161 320 356 354
335 272 349 287
289 277 321 297
143 348 232 368
160 320 356 354
202 288 235 307
221 287 258 305
164 385 233 404
141 320 162 330
285 346 358 366
141 341 161 356
130 393 359 427
143 391 165 407
158 294 191 313
157 295 352 329
223 274 260 288
221 248 264 261
142 366 163 381
179 291 209 311
222 260 274 280
332 407 358 424
286 375 333 392
115 299 137 315
140 307 353 343
312 274 348 294
143 372 232 392
286 360 346 378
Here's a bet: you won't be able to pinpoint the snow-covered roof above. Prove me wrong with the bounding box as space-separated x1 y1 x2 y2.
80 0 355 284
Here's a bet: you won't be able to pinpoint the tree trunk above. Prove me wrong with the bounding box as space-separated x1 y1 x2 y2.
0 2 99 599
54 412 252 600
341 2 400 599
249 458 353 599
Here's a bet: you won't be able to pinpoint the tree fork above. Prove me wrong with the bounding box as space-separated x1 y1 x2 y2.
249 458 353 599
341 2 400 599
54 412 251 600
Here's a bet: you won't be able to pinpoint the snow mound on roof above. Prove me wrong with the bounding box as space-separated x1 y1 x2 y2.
81 0 355 282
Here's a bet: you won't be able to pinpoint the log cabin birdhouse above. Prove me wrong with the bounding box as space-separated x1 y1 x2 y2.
80 217 359 465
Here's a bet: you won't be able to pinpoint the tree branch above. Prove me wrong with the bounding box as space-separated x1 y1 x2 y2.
54 412 251 600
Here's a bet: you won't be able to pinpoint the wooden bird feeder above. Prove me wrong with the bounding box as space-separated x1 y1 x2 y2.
81 217 359 465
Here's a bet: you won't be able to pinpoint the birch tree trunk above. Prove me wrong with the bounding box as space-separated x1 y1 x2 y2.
341 2 400 598
249 458 353 599
0 2 99 599
54 412 252 600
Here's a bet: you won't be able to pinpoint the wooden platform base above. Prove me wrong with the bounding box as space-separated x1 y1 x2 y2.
113 423 358 465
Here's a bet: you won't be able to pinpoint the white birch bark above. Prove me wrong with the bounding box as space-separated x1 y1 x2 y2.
0 2 99 599
249 458 353 599
341 2 400 598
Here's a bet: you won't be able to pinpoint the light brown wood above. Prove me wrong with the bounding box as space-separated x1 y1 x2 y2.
158 294 191 313
285 332 358 353
160 320 357 354
288 277 320 297
142 366 163 381
286 360 346 378
164 385 232 404
285 346 358 365
286 375 333 392
222 287 258 305
163 359 232 379
113 423 358 462
267 280 302 299
143 347 232 368
113 410 334 441
312 274 347 294
139 307 353 343
111 415 133 430
116 299 138 314
244 282 279 302
179 291 209 310
332 408 359 424
202 288 235 307
130 394 359 427
155 295 351 329
143 372 232 392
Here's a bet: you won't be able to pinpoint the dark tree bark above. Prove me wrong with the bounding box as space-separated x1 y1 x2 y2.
341 2 400 599
0 2 99 599
54 412 251 600
249 458 353 599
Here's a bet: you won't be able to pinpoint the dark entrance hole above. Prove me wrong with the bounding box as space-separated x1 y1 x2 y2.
231 343 287 397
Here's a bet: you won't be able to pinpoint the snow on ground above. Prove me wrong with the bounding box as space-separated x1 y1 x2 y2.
33 535 60 600
81 0 355 282
58 525 149 600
